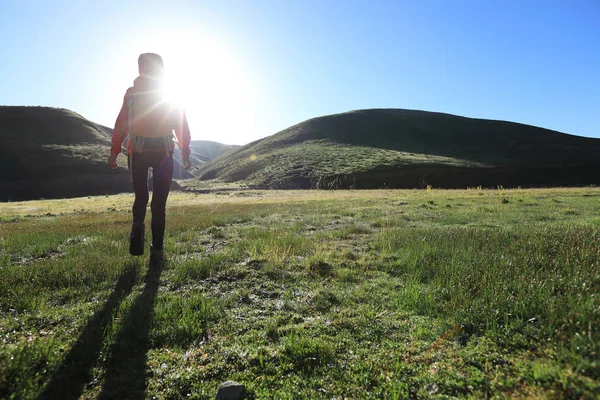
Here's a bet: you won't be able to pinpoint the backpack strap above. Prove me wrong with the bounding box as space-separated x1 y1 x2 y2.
127 95 146 153
127 95 136 134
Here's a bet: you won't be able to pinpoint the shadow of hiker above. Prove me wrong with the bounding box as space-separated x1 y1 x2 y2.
39 264 139 400
98 256 164 400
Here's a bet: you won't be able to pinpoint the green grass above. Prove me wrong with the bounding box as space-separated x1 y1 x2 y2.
0 188 599 398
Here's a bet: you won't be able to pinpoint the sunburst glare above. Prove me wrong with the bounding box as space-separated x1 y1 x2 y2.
125 29 259 145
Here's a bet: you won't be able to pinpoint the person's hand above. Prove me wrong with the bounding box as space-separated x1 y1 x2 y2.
107 153 118 169
182 156 192 171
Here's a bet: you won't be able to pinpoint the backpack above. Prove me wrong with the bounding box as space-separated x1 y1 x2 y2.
127 91 174 153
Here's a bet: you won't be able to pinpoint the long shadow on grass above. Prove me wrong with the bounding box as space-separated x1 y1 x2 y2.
39 264 139 400
98 256 163 400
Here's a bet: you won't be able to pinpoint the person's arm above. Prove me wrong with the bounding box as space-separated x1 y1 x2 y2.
173 108 192 170
107 92 130 168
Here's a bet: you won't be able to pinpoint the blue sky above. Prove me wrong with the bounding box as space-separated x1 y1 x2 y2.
1 0 598 144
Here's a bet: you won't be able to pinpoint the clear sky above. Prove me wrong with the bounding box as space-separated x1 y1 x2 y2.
1 0 598 144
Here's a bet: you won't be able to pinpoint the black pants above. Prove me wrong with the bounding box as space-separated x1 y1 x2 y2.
129 151 173 250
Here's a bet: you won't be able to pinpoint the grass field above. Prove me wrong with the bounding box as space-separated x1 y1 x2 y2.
0 188 599 399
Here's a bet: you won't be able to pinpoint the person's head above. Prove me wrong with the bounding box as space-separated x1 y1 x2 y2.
138 53 164 77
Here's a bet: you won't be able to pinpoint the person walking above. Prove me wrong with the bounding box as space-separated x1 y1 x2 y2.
107 53 191 258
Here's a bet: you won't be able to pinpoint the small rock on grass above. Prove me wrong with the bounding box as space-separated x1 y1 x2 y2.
216 381 246 400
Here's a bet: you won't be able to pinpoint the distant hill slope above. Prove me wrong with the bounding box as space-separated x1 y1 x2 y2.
195 109 600 189
190 140 239 163
0 106 237 201
174 140 239 176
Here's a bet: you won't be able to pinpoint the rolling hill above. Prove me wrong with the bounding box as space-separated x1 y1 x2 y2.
194 109 600 189
0 106 238 201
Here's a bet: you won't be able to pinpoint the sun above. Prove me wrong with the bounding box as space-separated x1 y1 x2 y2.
144 30 258 145
113 27 260 145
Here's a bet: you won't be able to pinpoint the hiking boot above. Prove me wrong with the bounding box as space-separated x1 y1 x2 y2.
129 222 145 256
150 246 165 262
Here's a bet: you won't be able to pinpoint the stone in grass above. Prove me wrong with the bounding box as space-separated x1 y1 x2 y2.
216 381 246 400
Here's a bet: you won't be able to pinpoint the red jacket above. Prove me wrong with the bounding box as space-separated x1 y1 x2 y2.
111 76 191 158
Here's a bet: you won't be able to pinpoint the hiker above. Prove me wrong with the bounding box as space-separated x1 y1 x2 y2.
107 53 191 258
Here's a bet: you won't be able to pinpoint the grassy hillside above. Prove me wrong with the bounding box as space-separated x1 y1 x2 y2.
0 106 132 201
194 109 600 189
0 107 238 201
1 188 598 398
